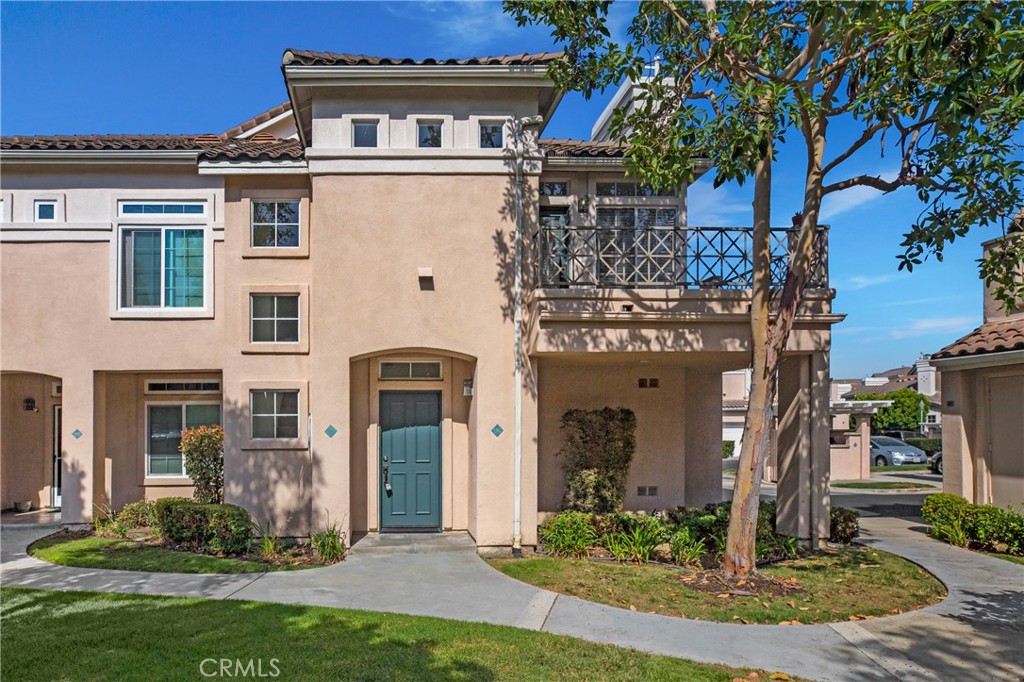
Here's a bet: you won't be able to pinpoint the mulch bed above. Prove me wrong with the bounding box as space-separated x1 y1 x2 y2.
676 569 802 598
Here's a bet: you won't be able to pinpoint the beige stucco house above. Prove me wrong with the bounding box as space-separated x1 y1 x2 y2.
932 235 1024 509
0 50 840 547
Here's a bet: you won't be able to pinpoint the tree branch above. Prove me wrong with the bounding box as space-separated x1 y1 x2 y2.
821 118 889 176
782 20 825 80
822 174 903 195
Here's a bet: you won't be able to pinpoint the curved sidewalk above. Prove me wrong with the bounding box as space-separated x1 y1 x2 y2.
2 518 1021 682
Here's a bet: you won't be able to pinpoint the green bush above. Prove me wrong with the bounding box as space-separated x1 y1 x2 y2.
117 500 157 528
829 507 860 544
669 527 705 566
721 441 736 458
558 408 636 514
563 469 625 514
604 520 666 563
309 514 347 563
922 493 1024 555
904 437 942 455
540 511 598 558
154 498 252 555
181 425 224 504
665 501 800 565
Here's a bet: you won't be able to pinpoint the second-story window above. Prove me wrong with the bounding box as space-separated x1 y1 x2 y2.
417 121 443 148
353 120 378 148
250 294 299 343
479 122 504 149
121 228 204 308
540 182 569 196
251 200 299 248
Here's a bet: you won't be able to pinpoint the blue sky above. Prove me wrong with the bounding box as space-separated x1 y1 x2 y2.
1 1 1007 378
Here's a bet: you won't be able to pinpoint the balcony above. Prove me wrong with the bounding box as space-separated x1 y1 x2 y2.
537 225 828 290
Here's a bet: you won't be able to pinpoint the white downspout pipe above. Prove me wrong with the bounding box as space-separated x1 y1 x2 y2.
513 114 543 558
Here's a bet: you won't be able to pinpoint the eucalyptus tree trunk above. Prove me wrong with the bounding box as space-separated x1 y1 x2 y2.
724 148 775 577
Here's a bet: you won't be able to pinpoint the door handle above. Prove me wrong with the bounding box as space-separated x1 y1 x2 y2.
383 464 393 496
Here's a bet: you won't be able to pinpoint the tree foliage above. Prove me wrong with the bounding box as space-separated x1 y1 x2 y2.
558 407 637 513
855 387 930 432
181 425 225 504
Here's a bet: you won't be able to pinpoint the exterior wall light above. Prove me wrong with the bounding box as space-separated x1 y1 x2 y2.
577 194 591 214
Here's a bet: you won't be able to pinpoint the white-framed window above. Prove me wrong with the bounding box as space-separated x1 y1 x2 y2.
121 227 204 308
417 120 443 148
35 200 57 222
353 120 379 148
146 402 221 476
250 294 300 343
379 361 443 381
479 121 504 149
120 202 206 216
595 182 675 197
596 207 677 227
251 200 299 248
145 380 222 394
540 182 570 197
250 389 300 439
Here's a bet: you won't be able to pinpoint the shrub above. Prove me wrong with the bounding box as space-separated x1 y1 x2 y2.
254 519 282 559
155 498 252 555
829 507 860 544
117 500 157 529
564 469 625 514
309 514 347 563
180 425 224 504
669 527 705 566
602 513 668 563
206 504 254 555
721 441 736 458
92 502 117 533
540 511 598 558
904 437 942 455
558 408 636 514
921 493 969 527
665 501 801 565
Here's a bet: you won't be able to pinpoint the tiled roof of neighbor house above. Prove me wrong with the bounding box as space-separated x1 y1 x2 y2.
199 138 303 161
723 399 748 410
932 317 1024 359
1 135 206 151
840 376 916 399
1 134 303 163
282 50 563 67
221 102 293 139
539 139 628 158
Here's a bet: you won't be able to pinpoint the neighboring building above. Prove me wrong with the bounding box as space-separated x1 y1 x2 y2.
721 368 751 455
931 236 1024 508
0 50 840 546
831 357 942 437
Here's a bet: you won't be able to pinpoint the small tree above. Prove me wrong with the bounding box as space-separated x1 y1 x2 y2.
181 425 224 504
558 407 637 513
855 388 930 433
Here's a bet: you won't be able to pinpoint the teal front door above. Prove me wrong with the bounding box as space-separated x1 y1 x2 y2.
380 391 442 531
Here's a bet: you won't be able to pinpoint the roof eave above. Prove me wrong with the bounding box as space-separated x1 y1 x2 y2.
930 347 1024 370
1 149 200 163
197 159 308 175
282 63 553 86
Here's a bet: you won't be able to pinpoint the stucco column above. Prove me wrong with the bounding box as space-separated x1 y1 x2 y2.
939 369 975 502
685 368 723 506
521 355 540 546
59 368 96 524
858 412 871 479
776 352 830 545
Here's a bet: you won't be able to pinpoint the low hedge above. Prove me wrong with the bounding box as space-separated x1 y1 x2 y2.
904 437 942 455
922 493 1024 555
154 498 253 555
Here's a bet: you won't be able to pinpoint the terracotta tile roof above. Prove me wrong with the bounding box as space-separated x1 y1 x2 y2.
199 138 303 161
539 139 627 158
221 102 293 139
282 50 563 67
932 317 1024 359
723 399 748 410
1 135 207 151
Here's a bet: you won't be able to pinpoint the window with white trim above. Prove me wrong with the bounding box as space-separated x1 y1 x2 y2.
145 380 222 394
120 202 205 216
147 403 220 476
121 228 204 308
251 200 299 248
353 120 379 148
417 120 443 148
35 200 57 221
250 294 299 343
250 389 299 439
595 182 675 197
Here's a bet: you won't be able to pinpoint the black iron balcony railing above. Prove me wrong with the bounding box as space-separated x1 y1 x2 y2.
538 225 828 289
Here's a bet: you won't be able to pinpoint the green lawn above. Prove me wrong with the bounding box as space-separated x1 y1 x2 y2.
983 552 1024 566
29 534 309 574
0 588 778 682
871 465 930 472
489 547 945 624
832 481 936 490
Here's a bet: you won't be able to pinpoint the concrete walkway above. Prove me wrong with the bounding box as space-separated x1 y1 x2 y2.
2 519 1022 682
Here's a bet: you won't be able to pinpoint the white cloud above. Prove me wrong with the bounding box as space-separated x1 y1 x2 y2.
889 316 977 339
836 272 908 290
386 1 523 51
818 167 900 221
686 183 750 226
